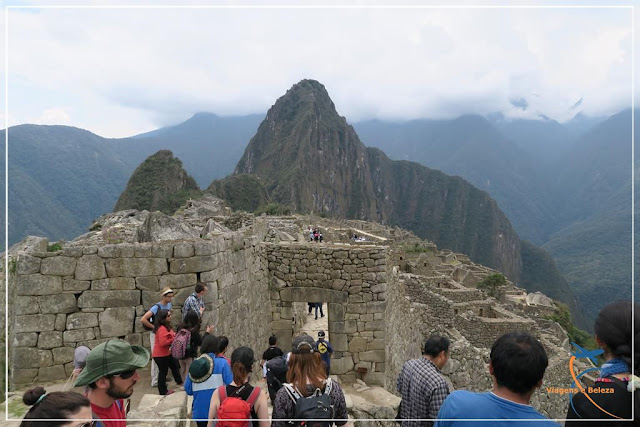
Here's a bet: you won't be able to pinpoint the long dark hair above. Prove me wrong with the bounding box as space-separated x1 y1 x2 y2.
21 387 90 426
179 310 200 332
217 336 229 355
595 301 640 370
286 352 327 396
201 334 219 355
153 309 172 333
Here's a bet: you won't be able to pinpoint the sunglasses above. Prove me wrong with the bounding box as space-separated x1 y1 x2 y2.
111 369 137 379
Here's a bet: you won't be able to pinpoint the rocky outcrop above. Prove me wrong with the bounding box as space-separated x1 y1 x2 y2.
136 211 201 242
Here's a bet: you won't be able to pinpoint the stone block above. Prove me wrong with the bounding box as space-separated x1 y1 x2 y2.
39 293 78 314
349 337 368 353
280 287 348 303
91 277 136 290
41 256 77 276
366 301 387 314
16 274 62 295
331 357 354 375
38 331 63 349
52 347 75 365
359 350 385 362
159 273 197 290
55 314 67 331
97 245 120 258
280 306 293 320
99 307 135 338
151 243 174 258
78 290 140 308
38 365 68 382
63 278 91 291
75 255 107 280
13 332 38 347
346 303 367 314
63 328 96 343
194 240 217 256
82 246 98 254
367 339 385 350
15 314 56 332
16 254 41 275
12 369 38 384
371 283 387 294
135 276 159 291
170 255 218 274
65 363 75 377
105 258 168 277
365 320 385 331
271 320 292 330
15 296 40 315
61 247 83 257
201 268 222 283
12 347 53 368
331 320 357 334
134 243 154 257
332 333 348 352
173 242 195 258
125 333 143 346
328 303 344 320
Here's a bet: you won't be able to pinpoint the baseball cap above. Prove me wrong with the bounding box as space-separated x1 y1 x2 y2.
73 346 91 369
318 331 326 338
231 346 255 372
292 335 316 354
73 340 150 387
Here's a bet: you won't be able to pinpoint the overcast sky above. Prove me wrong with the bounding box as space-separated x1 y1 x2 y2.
1 0 636 138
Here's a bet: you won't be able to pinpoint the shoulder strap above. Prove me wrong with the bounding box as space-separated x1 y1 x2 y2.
283 383 302 403
324 378 333 395
219 385 228 403
246 387 261 407
91 412 104 427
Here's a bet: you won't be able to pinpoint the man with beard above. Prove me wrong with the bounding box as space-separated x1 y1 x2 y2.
74 339 150 427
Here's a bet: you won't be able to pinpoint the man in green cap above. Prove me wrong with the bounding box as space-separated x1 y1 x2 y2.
73 339 150 427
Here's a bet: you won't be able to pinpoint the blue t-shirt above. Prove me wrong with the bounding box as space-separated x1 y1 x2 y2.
150 302 172 315
184 354 233 421
316 339 333 367
435 391 559 426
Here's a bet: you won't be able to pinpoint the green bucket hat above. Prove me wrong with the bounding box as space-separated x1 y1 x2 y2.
74 339 150 387
189 354 214 383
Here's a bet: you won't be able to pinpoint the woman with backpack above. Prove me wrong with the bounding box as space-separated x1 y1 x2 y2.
186 335 233 427
272 334 348 427
152 309 183 395
207 346 269 427
566 300 639 424
177 311 215 382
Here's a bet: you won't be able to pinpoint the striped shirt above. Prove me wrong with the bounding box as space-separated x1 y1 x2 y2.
397 357 450 427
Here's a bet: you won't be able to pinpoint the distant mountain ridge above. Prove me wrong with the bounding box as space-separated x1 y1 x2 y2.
208 79 587 329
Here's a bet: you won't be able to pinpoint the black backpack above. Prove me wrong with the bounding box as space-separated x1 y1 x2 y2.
265 355 288 401
143 304 160 331
283 379 334 427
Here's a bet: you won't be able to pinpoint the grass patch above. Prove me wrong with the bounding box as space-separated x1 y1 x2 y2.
47 243 62 252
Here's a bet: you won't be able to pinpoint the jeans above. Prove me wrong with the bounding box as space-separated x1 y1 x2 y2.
315 303 324 319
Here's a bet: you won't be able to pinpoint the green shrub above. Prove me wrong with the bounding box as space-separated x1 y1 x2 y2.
47 243 62 252
546 302 597 351
404 243 432 253
477 273 507 297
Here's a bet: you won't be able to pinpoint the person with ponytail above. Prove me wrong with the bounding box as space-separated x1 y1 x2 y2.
21 387 92 426
207 346 269 427
272 334 348 427
566 300 639 424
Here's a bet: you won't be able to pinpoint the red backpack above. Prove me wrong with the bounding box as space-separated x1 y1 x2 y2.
170 328 191 360
216 384 261 427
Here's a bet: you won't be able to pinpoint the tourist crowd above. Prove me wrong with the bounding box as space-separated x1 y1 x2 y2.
18 287 638 427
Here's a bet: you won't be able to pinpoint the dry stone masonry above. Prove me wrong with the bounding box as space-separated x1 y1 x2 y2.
5 200 583 419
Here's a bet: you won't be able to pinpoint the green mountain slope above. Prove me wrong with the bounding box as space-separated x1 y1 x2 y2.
114 150 201 214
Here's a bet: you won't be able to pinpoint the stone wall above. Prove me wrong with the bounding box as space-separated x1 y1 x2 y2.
8 232 270 387
265 243 390 385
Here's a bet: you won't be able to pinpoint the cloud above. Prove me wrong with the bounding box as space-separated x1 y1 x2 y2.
4 3 635 137
35 108 72 125
509 97 529 111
